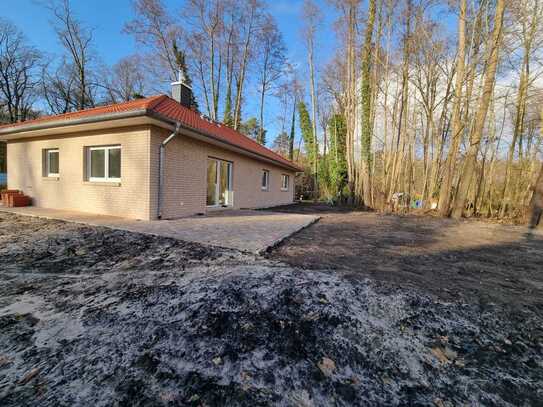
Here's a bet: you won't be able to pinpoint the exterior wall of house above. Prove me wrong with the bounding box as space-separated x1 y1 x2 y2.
151 127 296 219
6 126 153 220
5 124 295 221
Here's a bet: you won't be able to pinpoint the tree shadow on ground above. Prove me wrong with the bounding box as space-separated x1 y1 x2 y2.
269 209 543 312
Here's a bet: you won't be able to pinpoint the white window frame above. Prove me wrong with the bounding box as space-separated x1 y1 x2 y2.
87 145 121 183
46 149 59 178
281 174 289 191
261 169 269 191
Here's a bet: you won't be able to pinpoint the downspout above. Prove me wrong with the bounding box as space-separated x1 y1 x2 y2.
158 123 181 219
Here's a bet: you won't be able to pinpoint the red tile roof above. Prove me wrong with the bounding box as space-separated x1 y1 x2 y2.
0 95 302 172
0 95 165 130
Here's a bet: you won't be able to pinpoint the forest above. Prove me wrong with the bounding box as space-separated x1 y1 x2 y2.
1 0 542 223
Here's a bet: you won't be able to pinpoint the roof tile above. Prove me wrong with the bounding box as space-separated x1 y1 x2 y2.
0 95 301 171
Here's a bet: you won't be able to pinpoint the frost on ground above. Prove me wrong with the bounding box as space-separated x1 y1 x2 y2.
0 212 542 406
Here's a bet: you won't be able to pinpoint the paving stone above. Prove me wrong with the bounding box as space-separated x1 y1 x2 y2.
0 207 319 253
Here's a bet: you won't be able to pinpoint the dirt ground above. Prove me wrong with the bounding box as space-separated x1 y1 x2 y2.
1 209 543 406
268 203 543 309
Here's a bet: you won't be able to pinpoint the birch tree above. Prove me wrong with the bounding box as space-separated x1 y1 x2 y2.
452 0 507 218
438 0 467 216
255 16 286 145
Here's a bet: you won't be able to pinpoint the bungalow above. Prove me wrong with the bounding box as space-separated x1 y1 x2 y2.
0 79 301 220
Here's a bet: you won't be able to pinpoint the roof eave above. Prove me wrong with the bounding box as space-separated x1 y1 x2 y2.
0 109 149 139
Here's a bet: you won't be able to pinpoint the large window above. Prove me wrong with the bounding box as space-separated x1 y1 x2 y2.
261 170 269 191
88 145 121 182
281 174 289 191
207 158 232 206
45 149 59 177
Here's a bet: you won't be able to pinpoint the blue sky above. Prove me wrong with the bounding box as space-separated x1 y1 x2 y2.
4 0 340 145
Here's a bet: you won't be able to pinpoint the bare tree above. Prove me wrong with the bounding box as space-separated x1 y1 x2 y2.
255 15 286 145
499 0 542 217
452 0 507 218
222 2 240 126
40 60 77 114
437 0 467 216
302 0 322 198
124 0 181 86
0 19 41 123
104 55 147 103
232 0 263 130
47 0 96 110
183 0 225 120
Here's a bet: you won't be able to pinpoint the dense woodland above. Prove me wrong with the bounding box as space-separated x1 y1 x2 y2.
1 0 542 224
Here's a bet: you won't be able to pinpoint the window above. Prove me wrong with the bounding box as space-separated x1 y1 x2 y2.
281 174 289 191
261 170 269 190
87 145 121 182
45 149 59 177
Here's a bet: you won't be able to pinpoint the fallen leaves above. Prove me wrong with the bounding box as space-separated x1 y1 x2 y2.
317 357 336 377
17 367 40 385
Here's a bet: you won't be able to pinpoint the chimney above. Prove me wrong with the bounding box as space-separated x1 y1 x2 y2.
171 70 193 108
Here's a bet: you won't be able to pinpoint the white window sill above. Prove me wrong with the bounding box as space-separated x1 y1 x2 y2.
83 181 122 187
281 188 288 192
261 188 269 191
43 176 60 181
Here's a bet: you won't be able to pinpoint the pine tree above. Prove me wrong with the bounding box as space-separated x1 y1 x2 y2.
327 113 347 198
223 88 233 127
289 100 296 160
240 117 266 145
298 101 317 185
172 40 199 111
273 131 290 156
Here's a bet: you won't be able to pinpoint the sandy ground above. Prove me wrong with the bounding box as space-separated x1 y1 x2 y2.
1 209 542 406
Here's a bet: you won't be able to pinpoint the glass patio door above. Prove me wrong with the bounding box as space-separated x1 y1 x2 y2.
207 158 232 207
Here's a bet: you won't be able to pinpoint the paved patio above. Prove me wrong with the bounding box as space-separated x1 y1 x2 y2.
0 206 319 253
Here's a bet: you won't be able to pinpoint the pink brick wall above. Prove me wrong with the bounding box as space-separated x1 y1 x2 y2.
151 127 296 219
6 124 296 220
7 126 153 219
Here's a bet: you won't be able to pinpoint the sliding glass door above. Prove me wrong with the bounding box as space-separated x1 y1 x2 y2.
207 159 218 206
207 158 232 207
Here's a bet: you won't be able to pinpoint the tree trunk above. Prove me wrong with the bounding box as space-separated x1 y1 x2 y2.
258 77 266 145
233 10 255 130
308 34 319 198
529 163 543 228
500 0 539 217
289 99 296 160
359 0 377 207
452 0 506 219
438 0 466 216
390 0 411 202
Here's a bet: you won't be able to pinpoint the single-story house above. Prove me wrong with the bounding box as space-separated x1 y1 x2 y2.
0 80 301 220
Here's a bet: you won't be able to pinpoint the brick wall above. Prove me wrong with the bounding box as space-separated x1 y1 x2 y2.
6 124 296 220
151 127 296 219
7 126 153 219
